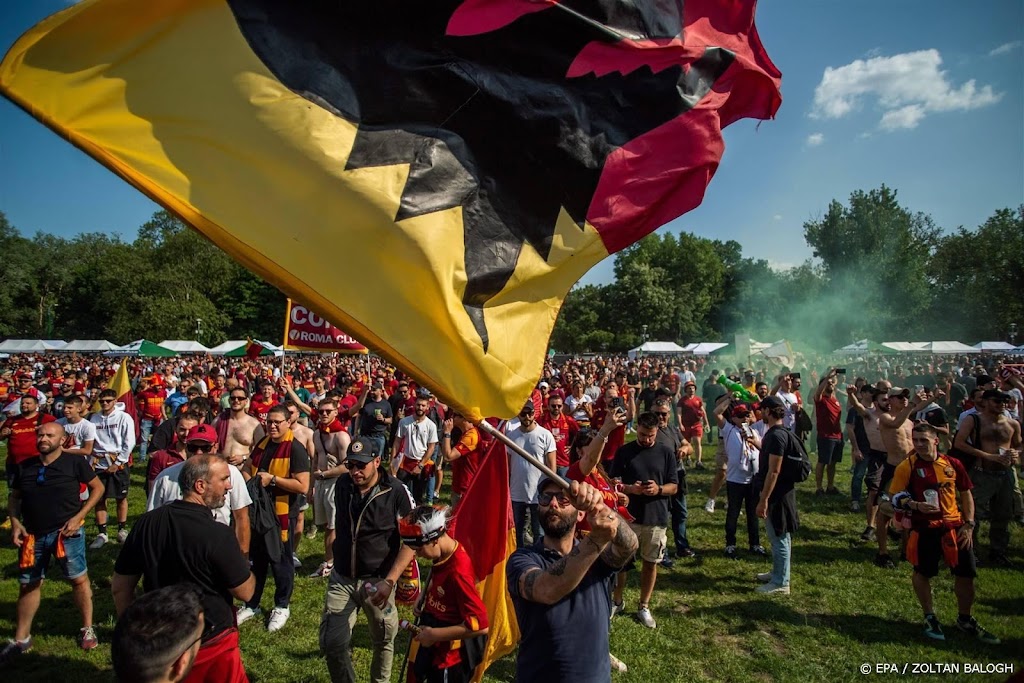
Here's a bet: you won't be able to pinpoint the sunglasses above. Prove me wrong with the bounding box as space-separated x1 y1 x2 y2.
186 442 214 453
538 490 571 506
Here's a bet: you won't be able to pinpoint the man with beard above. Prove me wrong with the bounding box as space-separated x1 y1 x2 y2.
508 479 638 683
2 422 104 661
112 454 255 682
215 387 261 470
391 396 440 504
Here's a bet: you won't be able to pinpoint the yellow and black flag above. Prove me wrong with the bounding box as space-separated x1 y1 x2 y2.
0 0 781 420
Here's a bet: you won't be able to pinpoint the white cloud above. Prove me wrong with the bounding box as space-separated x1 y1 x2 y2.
811 49 1002 132
806 133 824 146
989 41 1022 57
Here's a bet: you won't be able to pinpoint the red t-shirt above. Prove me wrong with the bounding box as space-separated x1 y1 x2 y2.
537 412 579 467
138 388 165 421
450 427 484 497
677 396 705 427
422 543 489 669
4 412 57 464
814 394 843 439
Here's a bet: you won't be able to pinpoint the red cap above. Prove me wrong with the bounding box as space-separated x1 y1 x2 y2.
185 424 217 444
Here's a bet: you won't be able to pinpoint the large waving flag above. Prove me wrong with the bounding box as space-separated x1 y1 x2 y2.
450 427 519 680
0 0 781 420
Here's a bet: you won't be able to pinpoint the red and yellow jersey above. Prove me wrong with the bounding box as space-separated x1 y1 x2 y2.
888 453 972 530
422 543 489 669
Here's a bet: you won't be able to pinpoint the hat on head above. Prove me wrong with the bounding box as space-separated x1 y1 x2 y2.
887 387 910 398
185 424 217 444
759 396 785 411
982 389 1011 401
346 436 381 463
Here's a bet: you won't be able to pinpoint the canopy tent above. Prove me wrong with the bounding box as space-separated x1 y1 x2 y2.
0 339 67 352
627 341 688 359
207 340 249 355
832 339 897 356
61 339 118 352
687 342 729 355
222 339 284 357
918 341 977 355
972 341 1015 352
881 342 929 353
105 339 178 357
158 340 212 353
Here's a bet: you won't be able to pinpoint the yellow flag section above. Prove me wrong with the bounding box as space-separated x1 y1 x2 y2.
0 0 609 421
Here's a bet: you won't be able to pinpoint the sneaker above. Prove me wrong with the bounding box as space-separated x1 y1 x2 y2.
749 545 768 556
704 498 715 513
676 547 698 559
0 638 32 663
89 533 108 549
609 653 628 673
610 600 625 618
755 572 773 583
308 561 334 578
859 526 876 543
116 527 129 543
659 556 675 569
292 554 301 569
956 616 1000 644
874 553 896 570
235 605 261 626
923 614 945 641
79 626 98 651
636 606 657 629
850 500 861 513
755 583 790 595
267 607 290 633
725 545 738 560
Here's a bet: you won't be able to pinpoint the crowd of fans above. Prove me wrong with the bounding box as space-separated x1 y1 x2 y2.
0 349 1019 680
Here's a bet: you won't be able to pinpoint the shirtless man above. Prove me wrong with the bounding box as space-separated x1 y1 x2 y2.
305 398 350 578
875 386 931 568
953 389 1022 566
213 387 259 470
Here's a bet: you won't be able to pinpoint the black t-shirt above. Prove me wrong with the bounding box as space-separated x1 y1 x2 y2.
359 399 393 438
114 501 251 641
13 453 96 536
611 440 678 526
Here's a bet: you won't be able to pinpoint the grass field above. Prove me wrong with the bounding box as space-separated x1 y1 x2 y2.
1 439 1022 682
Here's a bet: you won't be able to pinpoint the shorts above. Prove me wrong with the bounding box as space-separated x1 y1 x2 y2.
313 479 338 528
97 468 130 501
911 527 977 579
682 424 703 440
816 437 844 465
629 523 667 563
20 529 88 584
714 449 728 470
865 450 887 492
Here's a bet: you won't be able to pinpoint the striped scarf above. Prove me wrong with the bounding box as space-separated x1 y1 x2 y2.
251 431 294 541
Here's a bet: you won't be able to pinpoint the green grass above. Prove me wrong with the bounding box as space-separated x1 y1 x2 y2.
1 441 1022 682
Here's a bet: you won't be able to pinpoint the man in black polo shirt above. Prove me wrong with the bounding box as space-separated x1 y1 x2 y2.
112 454 255 682
507 478 637 683
2 422 104 662
610 411 678 629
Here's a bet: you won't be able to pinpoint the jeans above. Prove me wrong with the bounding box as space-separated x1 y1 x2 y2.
670 486 691 552
850 455 869 503
725 481 759 548
513 501 540 548
139 418 156 461
764 515 791 588
248 517 296 609
320 572 398 683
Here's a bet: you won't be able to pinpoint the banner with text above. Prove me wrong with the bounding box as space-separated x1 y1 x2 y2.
283 299 368 354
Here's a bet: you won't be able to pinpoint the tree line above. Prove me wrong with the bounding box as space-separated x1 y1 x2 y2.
0 186 1020 352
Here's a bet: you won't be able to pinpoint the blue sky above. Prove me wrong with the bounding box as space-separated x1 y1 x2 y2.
1 1 1021 286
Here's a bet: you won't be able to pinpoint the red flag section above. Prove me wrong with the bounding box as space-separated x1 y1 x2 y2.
450 426 519 680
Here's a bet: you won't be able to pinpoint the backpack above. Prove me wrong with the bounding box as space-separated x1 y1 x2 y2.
768 425 812 483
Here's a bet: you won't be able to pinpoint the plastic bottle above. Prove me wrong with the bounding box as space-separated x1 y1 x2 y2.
717 375 757 402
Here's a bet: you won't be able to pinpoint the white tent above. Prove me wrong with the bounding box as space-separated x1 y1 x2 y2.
918 341 977 355
882 342 929 352
972 341 1015 352
627 341 687 359
159 340 212 353
688 342 729 355
0 339 66 352
61 339 118 352
207 340 249 355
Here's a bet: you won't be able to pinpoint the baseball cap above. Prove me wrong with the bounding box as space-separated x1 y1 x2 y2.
185 424 217 444
981 389 1011 401
346 436 381 463
887 387 910 398
759 396 785 411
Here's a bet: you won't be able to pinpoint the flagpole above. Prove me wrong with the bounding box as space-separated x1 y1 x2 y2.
476 419 569 490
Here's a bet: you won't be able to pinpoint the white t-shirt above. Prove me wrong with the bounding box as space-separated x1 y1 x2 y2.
506 424 556 504
58 417 97 450
395 416 439 462
722 423 759 484
147 461 252 526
